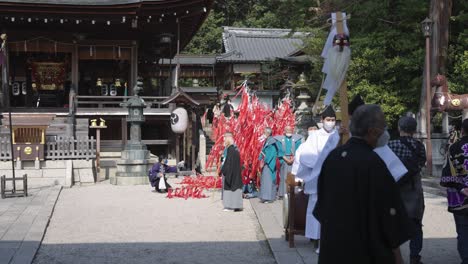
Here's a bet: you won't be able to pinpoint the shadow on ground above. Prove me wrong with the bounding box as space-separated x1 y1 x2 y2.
29 240 276 264
5 237 455 264
264 236 460 264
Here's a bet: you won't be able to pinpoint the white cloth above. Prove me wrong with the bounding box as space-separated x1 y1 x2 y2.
321 12 350 105
293 128 339 240
158 176 167 190
294 129 333 179
373 145 408 182
306 194 320 239
300 129 340 195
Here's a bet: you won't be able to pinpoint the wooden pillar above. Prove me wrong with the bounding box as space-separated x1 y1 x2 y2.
96 128 101 180
2 40 9 108
130 43 138 94
183 131 186 165
71 43 79 93
430 0 452 76
175 134 180 164
335 12 350 143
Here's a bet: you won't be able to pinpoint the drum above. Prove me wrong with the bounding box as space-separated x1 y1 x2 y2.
283 186 309 229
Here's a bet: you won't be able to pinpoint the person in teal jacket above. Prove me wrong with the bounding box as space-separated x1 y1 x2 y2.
259 127 279 203
275 126 303 198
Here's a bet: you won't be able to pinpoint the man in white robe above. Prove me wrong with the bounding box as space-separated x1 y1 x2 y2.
294 106 340 250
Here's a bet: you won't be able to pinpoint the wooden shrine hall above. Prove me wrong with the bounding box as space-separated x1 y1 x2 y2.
0 0 214 163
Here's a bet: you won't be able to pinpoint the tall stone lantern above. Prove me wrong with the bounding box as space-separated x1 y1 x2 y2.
293 73 313 137
112 79 150 185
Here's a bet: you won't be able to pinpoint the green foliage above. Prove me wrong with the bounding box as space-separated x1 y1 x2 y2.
447 1 468 95
183 12 225 54
185 0 467 128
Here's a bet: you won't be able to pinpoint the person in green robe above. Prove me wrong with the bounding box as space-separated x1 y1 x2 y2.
275 126 303 198
259 127 279 203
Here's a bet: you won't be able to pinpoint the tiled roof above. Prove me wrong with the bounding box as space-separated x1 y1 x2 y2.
217 27 306 63
159 55 216 65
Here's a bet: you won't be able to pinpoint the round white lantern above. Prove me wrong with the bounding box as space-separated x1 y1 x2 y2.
171 107 188 133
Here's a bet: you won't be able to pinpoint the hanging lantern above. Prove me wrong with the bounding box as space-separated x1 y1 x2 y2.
171 107 188 134
21 82 27 95
12 82 20 96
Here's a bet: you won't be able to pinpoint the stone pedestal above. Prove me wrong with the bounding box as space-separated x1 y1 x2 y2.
113 145 150 185
416 132 448 177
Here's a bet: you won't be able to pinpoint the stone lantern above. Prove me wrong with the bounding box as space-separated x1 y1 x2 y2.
293 73 313 137
113 79 150 185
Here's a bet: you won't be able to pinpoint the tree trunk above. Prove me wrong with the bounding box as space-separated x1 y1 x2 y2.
430 0 452 76
418 0 452 136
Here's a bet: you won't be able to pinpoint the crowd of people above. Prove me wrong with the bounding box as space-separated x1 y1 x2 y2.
215 99 468 264
148 92 468 264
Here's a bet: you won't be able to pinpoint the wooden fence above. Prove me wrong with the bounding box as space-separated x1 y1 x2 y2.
0 137 96 161
46 137 96 160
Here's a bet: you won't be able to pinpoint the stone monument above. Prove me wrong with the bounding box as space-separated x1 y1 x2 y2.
112 79 150 185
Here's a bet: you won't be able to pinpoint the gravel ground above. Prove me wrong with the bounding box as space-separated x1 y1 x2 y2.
33 179 276 264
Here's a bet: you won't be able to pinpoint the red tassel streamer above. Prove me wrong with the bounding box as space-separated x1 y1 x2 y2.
206 82 295 185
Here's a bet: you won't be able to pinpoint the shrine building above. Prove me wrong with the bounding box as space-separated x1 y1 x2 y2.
0 0 213 185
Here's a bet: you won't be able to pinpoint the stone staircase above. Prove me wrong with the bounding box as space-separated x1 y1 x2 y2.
202 123 217 174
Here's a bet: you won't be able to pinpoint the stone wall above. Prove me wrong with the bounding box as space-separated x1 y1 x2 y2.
0 160 95 188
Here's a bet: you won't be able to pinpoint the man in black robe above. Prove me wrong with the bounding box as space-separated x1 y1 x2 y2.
222 98 234 118
221 132 243 211
313 104 411 264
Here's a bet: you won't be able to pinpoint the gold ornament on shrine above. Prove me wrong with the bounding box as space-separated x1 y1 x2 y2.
24 146 32 155
99 118 106 127
451 99 461 107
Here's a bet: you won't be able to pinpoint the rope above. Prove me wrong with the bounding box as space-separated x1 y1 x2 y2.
312 74 326 115
448 114 463 119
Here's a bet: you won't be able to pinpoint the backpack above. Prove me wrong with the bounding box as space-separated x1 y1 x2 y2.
398 138 422 189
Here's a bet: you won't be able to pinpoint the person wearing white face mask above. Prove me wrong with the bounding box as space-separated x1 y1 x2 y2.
313 104 411 264
275 126 303 199
290 120 320 177
290 106 340 253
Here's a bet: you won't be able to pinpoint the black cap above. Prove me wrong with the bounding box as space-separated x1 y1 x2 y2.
398 116 417 133
307 119 319 129
348 94 365 116
320 105 336 119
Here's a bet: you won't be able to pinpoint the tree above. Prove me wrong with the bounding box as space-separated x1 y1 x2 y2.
184 0 466 128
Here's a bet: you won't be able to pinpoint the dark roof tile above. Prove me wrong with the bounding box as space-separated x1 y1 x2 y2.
217 27 306 62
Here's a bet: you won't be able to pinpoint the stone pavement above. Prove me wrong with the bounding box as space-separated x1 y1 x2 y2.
250 197 316 264
250 189 460 264
33 179 275 264
0 186 62 264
